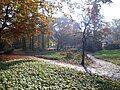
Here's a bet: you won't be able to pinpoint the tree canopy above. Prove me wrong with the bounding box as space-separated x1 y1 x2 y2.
0 0 54 50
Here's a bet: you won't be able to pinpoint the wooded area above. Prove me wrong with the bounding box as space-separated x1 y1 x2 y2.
1 0 120 90
0 0 114 64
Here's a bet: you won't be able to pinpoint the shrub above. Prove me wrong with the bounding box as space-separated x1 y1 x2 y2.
64 52 73 60
74 54 81 60
67 48 78 52
4 48 14 54
59 52 66 56
104 44 120 50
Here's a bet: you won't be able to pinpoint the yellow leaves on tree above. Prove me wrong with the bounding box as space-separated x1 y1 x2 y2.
102 22 110 37
0 0 52 43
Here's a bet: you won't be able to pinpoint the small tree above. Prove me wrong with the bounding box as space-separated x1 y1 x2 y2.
73 0 112 66
111 19 120 45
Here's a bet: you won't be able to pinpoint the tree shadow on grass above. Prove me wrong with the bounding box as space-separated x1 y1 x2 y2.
0 60 33 70
82 64 92 76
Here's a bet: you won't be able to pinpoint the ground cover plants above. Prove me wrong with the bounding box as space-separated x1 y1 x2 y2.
0 59 120 90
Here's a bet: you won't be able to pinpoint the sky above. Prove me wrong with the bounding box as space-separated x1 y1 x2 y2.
100 0 120 22
51 0 120 22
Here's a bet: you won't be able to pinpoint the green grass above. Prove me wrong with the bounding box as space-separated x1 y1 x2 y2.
36 52 91 65
0 59 120 90
37 52 64 60
94 50 120 65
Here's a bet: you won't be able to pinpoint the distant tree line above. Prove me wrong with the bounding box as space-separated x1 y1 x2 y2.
103 19 120 50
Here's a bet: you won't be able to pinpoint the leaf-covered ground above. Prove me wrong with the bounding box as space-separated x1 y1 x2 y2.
94 50 120 65
0 55 31 61
0 59 120 90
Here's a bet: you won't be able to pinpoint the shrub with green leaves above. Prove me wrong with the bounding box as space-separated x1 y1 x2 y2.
0 60 120 90
74 54 81 60
64 52 73 60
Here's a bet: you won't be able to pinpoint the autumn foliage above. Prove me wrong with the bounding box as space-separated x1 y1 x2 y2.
0 55 31 61
0 0 53 51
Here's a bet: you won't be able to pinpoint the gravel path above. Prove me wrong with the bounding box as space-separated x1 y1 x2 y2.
28 55 120 80
87 54 120 80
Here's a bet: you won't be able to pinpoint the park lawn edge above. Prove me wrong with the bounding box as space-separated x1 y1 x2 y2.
94 50 120 65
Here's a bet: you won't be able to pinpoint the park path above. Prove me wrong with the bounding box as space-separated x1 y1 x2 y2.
87 54 120 80
28 54 120 80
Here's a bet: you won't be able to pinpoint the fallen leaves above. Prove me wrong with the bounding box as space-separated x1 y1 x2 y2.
0 55 31 61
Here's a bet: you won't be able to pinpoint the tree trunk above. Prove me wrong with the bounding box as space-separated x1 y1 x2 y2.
81 38 86 66
81 24 88 66
22 36 26 50
31 36 34 50
81 28 86 66
38 34 40 49
47 35 50 48
57 40 60 51
41 32 45 50
29 37 32 49
80 19 91 66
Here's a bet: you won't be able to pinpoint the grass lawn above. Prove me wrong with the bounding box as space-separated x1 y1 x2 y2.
36 52 91 65
94 50 120 65
0 59 120 90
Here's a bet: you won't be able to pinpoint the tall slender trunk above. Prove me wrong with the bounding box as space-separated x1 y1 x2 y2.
47 35 50 48
22 36 26 50
31 36 34 50
29 37 32 49
81 28 86 66
81 18 91 66
81 37 86 66
57 40 60 51
41 32 45 50
29 36 34 50
38 34 40 49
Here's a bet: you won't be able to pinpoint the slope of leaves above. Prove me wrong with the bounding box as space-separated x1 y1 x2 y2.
0 60 120 90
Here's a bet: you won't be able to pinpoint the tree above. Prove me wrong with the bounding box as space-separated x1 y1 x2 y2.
51 17 82 51
0 0 54 52
72 0 112 66
0 0 112 53
111 19 120 45
0 1 39 51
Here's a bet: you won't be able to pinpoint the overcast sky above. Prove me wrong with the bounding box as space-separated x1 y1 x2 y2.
100 0 120 22
50 0 120 22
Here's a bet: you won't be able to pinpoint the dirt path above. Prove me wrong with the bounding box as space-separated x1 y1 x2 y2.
28 55 120 80
87 54 120 80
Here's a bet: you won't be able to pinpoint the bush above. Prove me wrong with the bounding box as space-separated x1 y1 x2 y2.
74 54 81 60
0 41 5 51
59 52 66 56
104 44 120 50
64 52 73 60
86 40 102 52
67 48 78 52
4 48 14 54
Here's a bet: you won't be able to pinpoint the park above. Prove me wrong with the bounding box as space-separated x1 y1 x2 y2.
0 0 120 89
